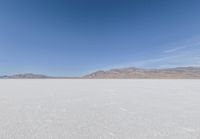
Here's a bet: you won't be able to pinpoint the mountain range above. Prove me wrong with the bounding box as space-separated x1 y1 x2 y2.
83 67 200 79
1 67 200 79
0 73 50 79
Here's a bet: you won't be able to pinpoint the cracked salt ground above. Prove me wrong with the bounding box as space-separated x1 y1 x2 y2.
0 79 200 139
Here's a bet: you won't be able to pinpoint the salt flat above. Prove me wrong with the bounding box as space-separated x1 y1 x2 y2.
0 79 200 139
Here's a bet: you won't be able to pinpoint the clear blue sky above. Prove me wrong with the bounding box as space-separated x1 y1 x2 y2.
1 0 200 76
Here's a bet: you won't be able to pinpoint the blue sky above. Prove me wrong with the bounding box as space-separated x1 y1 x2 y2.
0 0 200 76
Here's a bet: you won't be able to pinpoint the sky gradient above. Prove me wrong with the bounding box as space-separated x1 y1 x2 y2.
1 0 200 76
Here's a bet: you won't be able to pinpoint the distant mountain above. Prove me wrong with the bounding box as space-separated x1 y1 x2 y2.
1 67 200 79
83 67 200 79
0 73 51 79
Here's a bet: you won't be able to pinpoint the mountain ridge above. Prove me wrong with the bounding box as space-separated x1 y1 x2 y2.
83 66 200 79
0 73 51 79
1 67 200 79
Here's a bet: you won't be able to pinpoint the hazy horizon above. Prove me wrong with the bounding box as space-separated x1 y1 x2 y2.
1 0 200 76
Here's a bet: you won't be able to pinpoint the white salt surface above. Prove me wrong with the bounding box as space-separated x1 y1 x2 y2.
0 79 200 139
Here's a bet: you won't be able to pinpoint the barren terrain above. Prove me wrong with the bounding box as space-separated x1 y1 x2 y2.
0 80 200 139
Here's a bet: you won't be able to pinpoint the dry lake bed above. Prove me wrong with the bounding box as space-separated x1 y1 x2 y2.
0 79 200 139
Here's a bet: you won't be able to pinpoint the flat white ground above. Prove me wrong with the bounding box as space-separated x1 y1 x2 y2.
0 80 200 139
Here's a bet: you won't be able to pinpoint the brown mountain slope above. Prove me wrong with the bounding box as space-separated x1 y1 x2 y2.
0 73 50 79
83 67 200 79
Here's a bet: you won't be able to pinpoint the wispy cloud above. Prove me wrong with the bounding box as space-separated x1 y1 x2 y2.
137 56 178 63
130 55 181 68
101 36 200 70
163 37 200 53
164 46 189 53
135 36 200 68
125 52 200 69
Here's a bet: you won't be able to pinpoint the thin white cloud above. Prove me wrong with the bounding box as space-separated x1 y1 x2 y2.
129 53 200 69
137 56 178 63
164 46 188 53
96 54 200 71
95 37 200 70
102 56 179 70
163 37 200 53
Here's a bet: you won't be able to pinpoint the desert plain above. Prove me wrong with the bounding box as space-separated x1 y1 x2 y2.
0 79 200 139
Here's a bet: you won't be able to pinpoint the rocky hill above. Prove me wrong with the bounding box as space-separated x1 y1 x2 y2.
83 67 200 79
0 73 51 79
